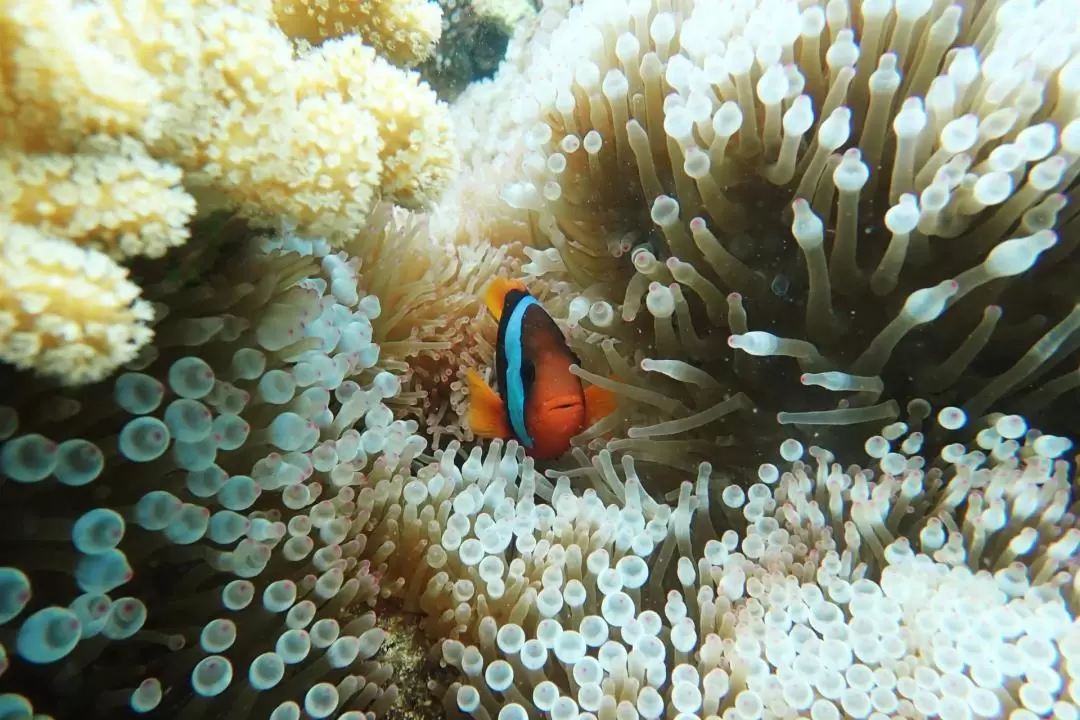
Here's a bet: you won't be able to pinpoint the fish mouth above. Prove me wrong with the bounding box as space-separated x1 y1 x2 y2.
543 397 584 413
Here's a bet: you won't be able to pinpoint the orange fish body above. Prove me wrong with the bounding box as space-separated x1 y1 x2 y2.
466 279 615 460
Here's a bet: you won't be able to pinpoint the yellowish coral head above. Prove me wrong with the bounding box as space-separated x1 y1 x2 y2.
0 0 164 152
0 136 196 261
0 219 154 384
297 34 459 210
273 0 442 67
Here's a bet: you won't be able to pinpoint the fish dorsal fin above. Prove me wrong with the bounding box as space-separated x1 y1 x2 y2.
485 278 528 322
465 368 512 439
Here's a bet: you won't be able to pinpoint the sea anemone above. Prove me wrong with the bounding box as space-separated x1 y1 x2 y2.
333 203 520 452
449 0 1080 479
0 221 414 717
427 409 1080 720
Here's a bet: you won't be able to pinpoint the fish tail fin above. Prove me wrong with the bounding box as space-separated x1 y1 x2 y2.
465 368 512 439
583 380 618 428
484 278 528 322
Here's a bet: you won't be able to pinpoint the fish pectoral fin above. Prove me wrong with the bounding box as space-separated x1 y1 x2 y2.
583 381 618 428
465 368 512 438
484 278 528 322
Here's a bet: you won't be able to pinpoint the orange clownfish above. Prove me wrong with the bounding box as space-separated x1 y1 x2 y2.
466 279 617 460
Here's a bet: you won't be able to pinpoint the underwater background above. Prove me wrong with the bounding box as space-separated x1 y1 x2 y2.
1 1 1079 719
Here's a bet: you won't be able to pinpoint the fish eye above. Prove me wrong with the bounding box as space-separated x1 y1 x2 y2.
521 360 536 386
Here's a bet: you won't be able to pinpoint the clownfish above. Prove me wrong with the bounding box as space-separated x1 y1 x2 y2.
466 279 617 460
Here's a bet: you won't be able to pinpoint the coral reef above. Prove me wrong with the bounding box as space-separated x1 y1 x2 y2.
0 0 454 384
1 2 1080 720
449 0 1080 481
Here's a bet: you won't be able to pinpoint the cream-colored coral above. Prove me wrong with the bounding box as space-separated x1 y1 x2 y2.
272 0 442 67
220 91 387 240
0 0 458 383
296 35 458 209
1 0 457 236
0 0 164 153
0 136 196 260
0 219 155 384
149 5 390 239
